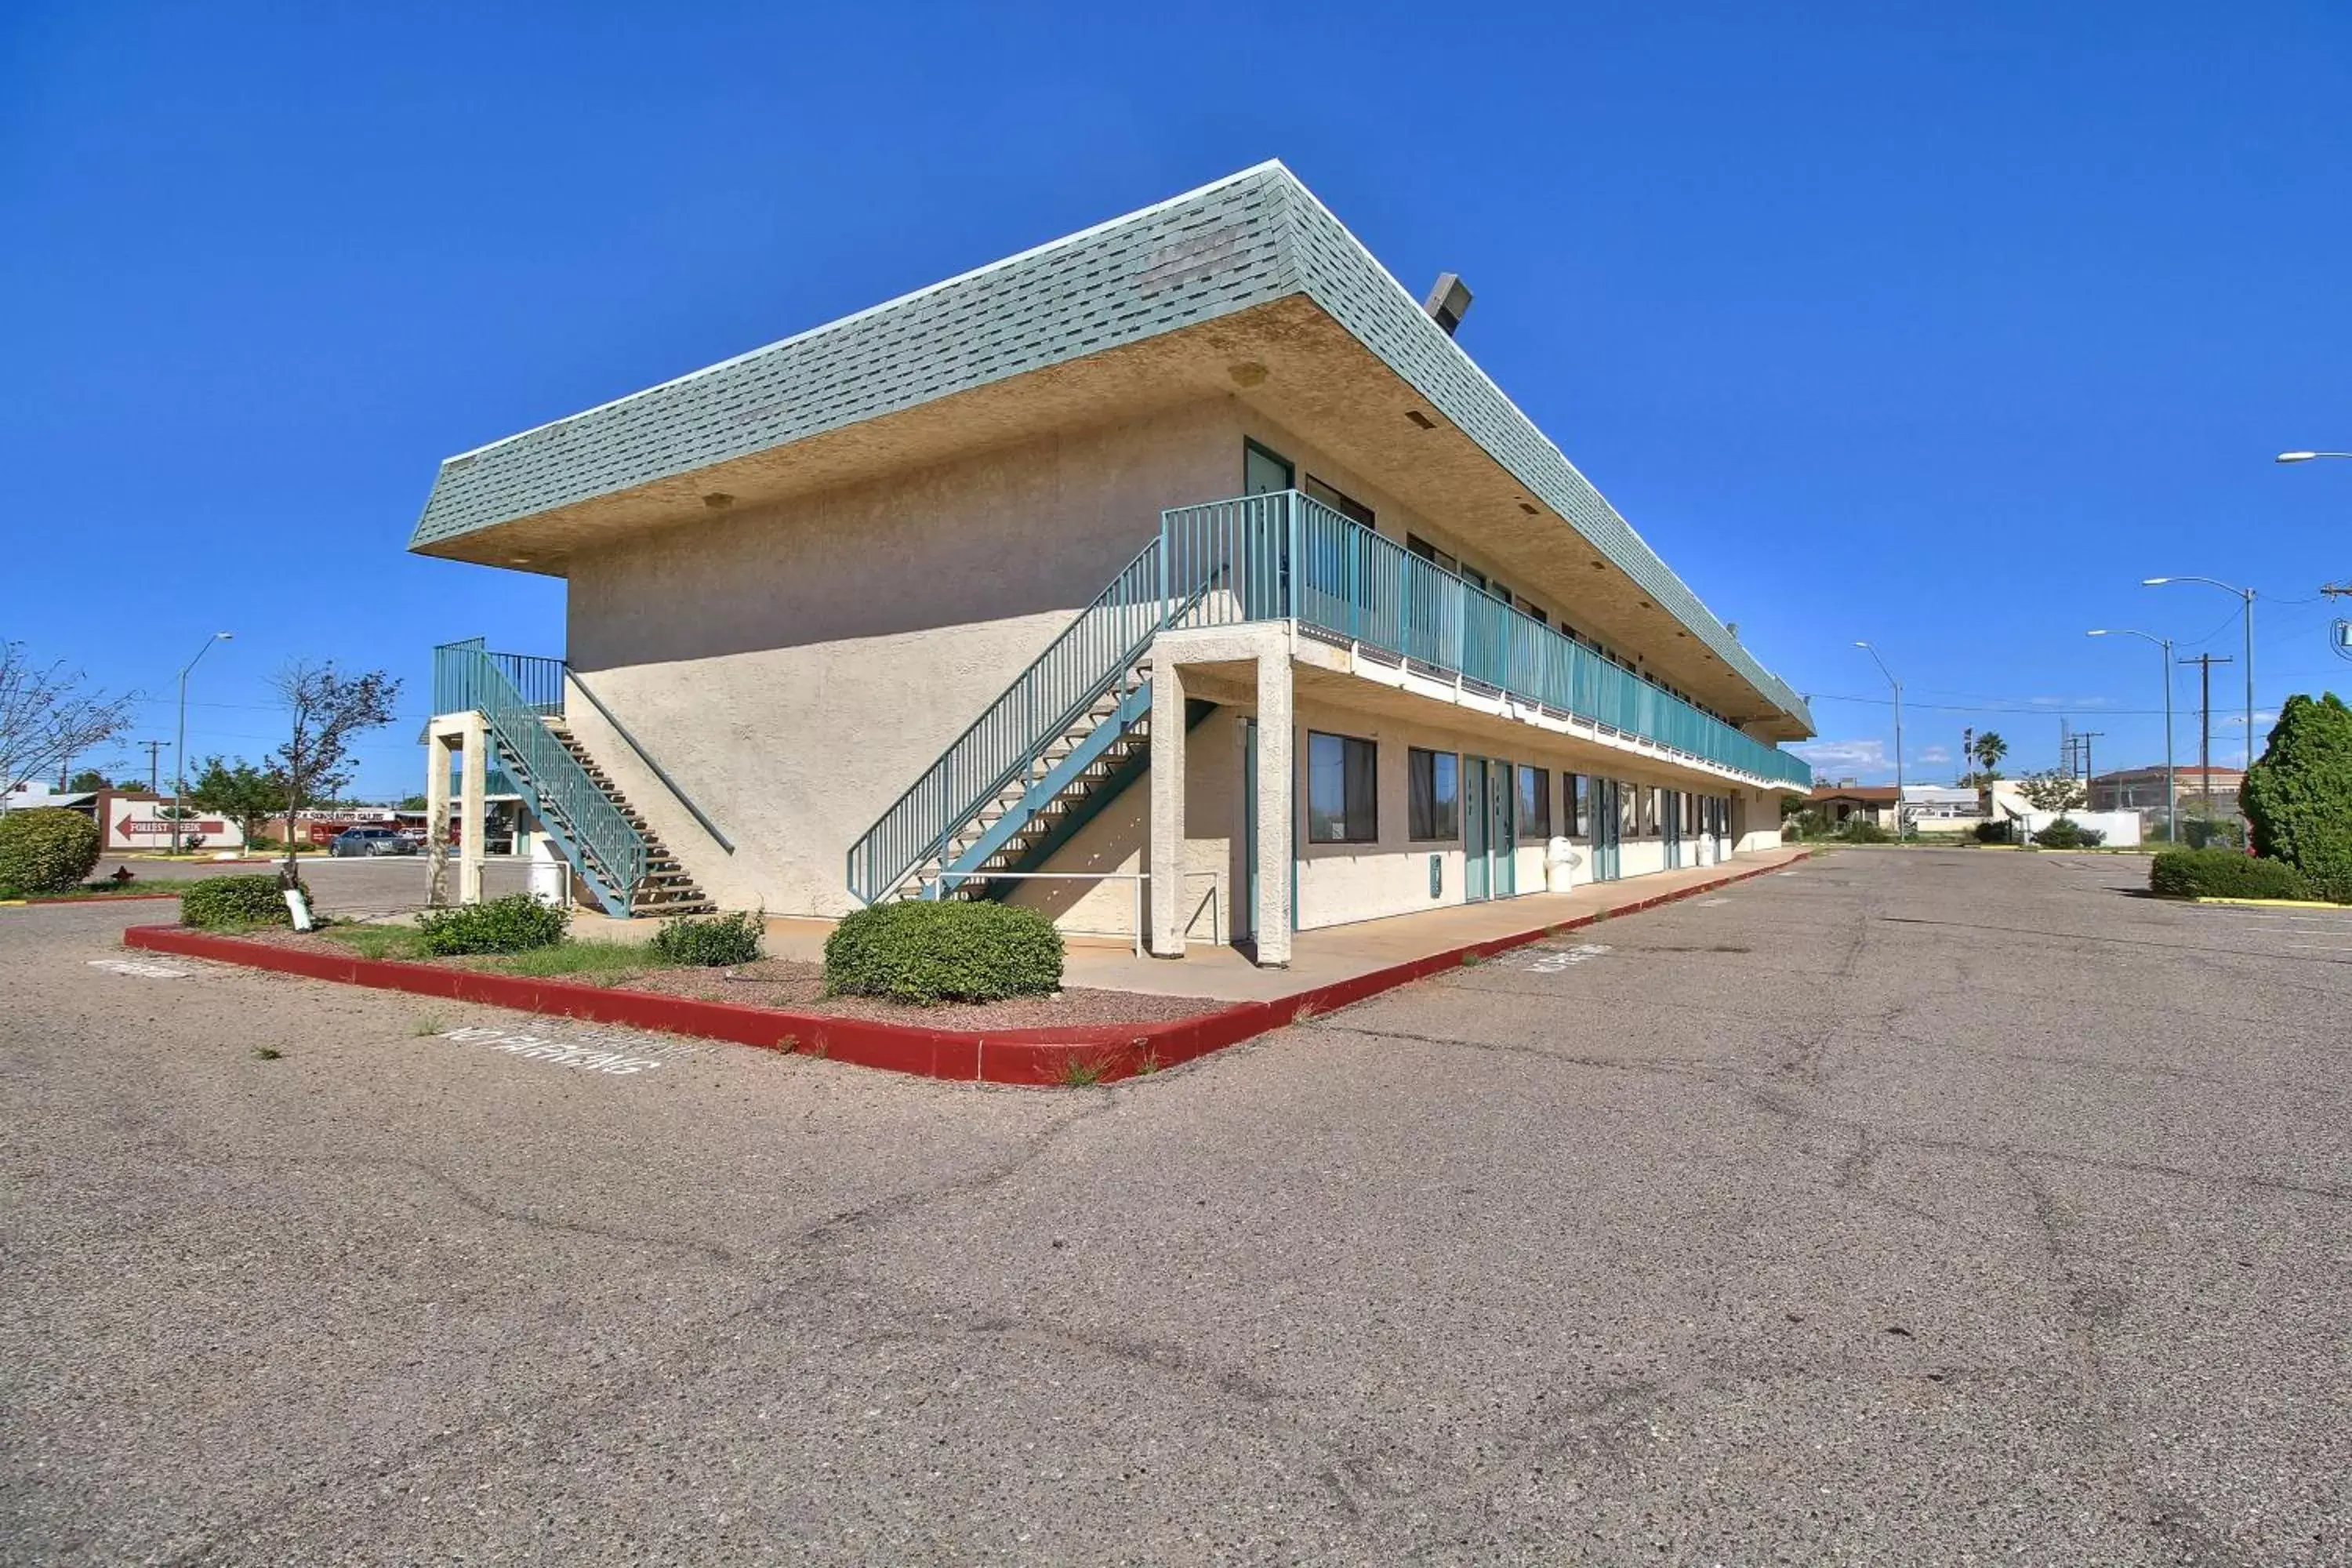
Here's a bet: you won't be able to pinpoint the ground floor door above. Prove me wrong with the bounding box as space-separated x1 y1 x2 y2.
1664 789 1683 869
1240 718 1258 942
1593 779 1622 881
1465 757 1490 902
1463 756 1517 902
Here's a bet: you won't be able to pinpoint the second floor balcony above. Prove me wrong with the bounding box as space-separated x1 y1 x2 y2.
1161 492 1813 790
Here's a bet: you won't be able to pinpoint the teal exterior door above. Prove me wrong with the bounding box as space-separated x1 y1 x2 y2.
1664 789 1682 869
1240 719 1258 941
1462 757 1516 900
1490 758 1516 896
1465 757 1490 901
1593 779 1621 881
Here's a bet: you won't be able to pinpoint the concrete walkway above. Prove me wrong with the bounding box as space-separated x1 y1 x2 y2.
1068 847 1811 1000
595 848 1805 1003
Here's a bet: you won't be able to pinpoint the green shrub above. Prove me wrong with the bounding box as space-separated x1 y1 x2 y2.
1975 820 2016 844
415 893 569 955
1837 819 1890 844
823 899 1064 1004
2031 818 2107 849
2242 692 2352 887
648 908 764 967
2149 848 2307 902
181 873 301 928
0 808 101 893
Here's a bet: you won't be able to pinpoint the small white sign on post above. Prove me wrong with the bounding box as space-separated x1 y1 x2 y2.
283 888 314 931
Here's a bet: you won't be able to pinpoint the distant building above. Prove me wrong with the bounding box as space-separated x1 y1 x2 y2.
2089 765 2241 820
1808 785 1899 830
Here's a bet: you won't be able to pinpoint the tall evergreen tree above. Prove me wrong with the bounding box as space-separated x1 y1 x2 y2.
2241 692 2352 891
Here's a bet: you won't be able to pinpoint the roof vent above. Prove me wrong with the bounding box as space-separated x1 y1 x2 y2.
1422 273 1472 336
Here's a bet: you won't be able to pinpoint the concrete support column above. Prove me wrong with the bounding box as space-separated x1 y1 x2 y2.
1254 651 1294 967
425 725 456 909
458 713 488 906
1147 660 1189 959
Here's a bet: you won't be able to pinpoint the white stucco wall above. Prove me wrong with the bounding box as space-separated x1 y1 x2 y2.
561 400 1247 916
553 393 1798 924
1032 684 1748 938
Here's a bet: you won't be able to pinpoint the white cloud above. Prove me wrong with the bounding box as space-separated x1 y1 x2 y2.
1917 745 1952 764
1794 739 1889 775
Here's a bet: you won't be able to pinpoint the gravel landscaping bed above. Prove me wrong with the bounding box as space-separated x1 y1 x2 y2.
197 929 1226 1031
619 958 1227 1030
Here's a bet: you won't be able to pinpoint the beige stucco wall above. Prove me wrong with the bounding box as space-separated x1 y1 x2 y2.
1029 682 1758 939
551 390 1794 923
561 398 1250 916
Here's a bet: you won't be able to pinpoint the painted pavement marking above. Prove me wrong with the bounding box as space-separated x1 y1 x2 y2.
1517 943 1611 975
88 958 191 980
432 1025 677 1077
1695 898 1731 906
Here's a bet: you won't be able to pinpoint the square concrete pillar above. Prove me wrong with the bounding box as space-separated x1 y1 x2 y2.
1254 652 1294 967
425 725 456 908
1148 661 1189 957
458 715 488 906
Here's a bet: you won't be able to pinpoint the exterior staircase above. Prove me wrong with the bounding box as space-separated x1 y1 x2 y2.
848 539 1196 906
434 638 715 920
539 720 713 917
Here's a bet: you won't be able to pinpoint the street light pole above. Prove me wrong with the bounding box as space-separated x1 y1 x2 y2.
172 632 234 855
1854 641 1904 837
2143 575 2254 828
2088 629 2176 844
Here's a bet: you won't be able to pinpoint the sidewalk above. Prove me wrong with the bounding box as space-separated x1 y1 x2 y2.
580 847 1807 1004
1069 847 1811 1000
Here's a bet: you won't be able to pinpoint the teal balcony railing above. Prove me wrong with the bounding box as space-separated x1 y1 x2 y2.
1161 492 1813 789
432 638 646 915
847 539 1176 904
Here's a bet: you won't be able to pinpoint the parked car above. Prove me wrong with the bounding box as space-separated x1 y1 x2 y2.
330 826 417 858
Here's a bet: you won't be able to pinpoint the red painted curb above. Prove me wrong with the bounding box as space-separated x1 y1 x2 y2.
125 851 1809 1087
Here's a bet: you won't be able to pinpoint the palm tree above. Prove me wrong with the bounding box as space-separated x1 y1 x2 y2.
1969 731 2009 782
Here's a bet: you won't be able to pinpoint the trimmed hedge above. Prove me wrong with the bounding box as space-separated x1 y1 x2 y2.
416 893 569 955
2031 818 2106 849
824 899 1065 1004
649 908 764 967
2149 848 2307 902
0 808 101 893
182 873 300 929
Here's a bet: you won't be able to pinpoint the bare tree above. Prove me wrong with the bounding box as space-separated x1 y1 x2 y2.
0 642 136 797
269 661 401 884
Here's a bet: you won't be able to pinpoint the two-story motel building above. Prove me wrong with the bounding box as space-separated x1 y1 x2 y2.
413 162 1814 965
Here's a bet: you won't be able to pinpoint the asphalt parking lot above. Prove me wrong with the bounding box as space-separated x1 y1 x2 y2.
87 854 530 916
2 848 2346 1564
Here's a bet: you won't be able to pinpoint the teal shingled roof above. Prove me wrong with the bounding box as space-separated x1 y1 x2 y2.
409 162 1812 731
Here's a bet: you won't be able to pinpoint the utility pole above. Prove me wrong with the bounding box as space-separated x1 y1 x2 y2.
2075 731 2103 792
138 740 172 795
2180 654 2232 823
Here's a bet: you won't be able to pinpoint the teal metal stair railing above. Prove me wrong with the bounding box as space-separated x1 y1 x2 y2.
847 540 1174 904
1163 491 1814 789
433 639 648 916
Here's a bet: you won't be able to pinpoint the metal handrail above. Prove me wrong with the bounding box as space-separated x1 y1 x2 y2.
847 539 1172 904
564 665 736 854
1162 491 1813 789
432 639 647 913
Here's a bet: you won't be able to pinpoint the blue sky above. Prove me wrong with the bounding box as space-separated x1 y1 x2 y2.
5 2 2349 796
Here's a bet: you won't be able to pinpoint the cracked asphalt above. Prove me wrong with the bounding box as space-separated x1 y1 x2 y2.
2 848 2347 1565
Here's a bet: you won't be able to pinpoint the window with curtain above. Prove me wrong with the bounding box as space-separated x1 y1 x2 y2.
1408 747 1458 841
1517 765 1551 837
1566 774 1587 837
1308 731 1377 844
